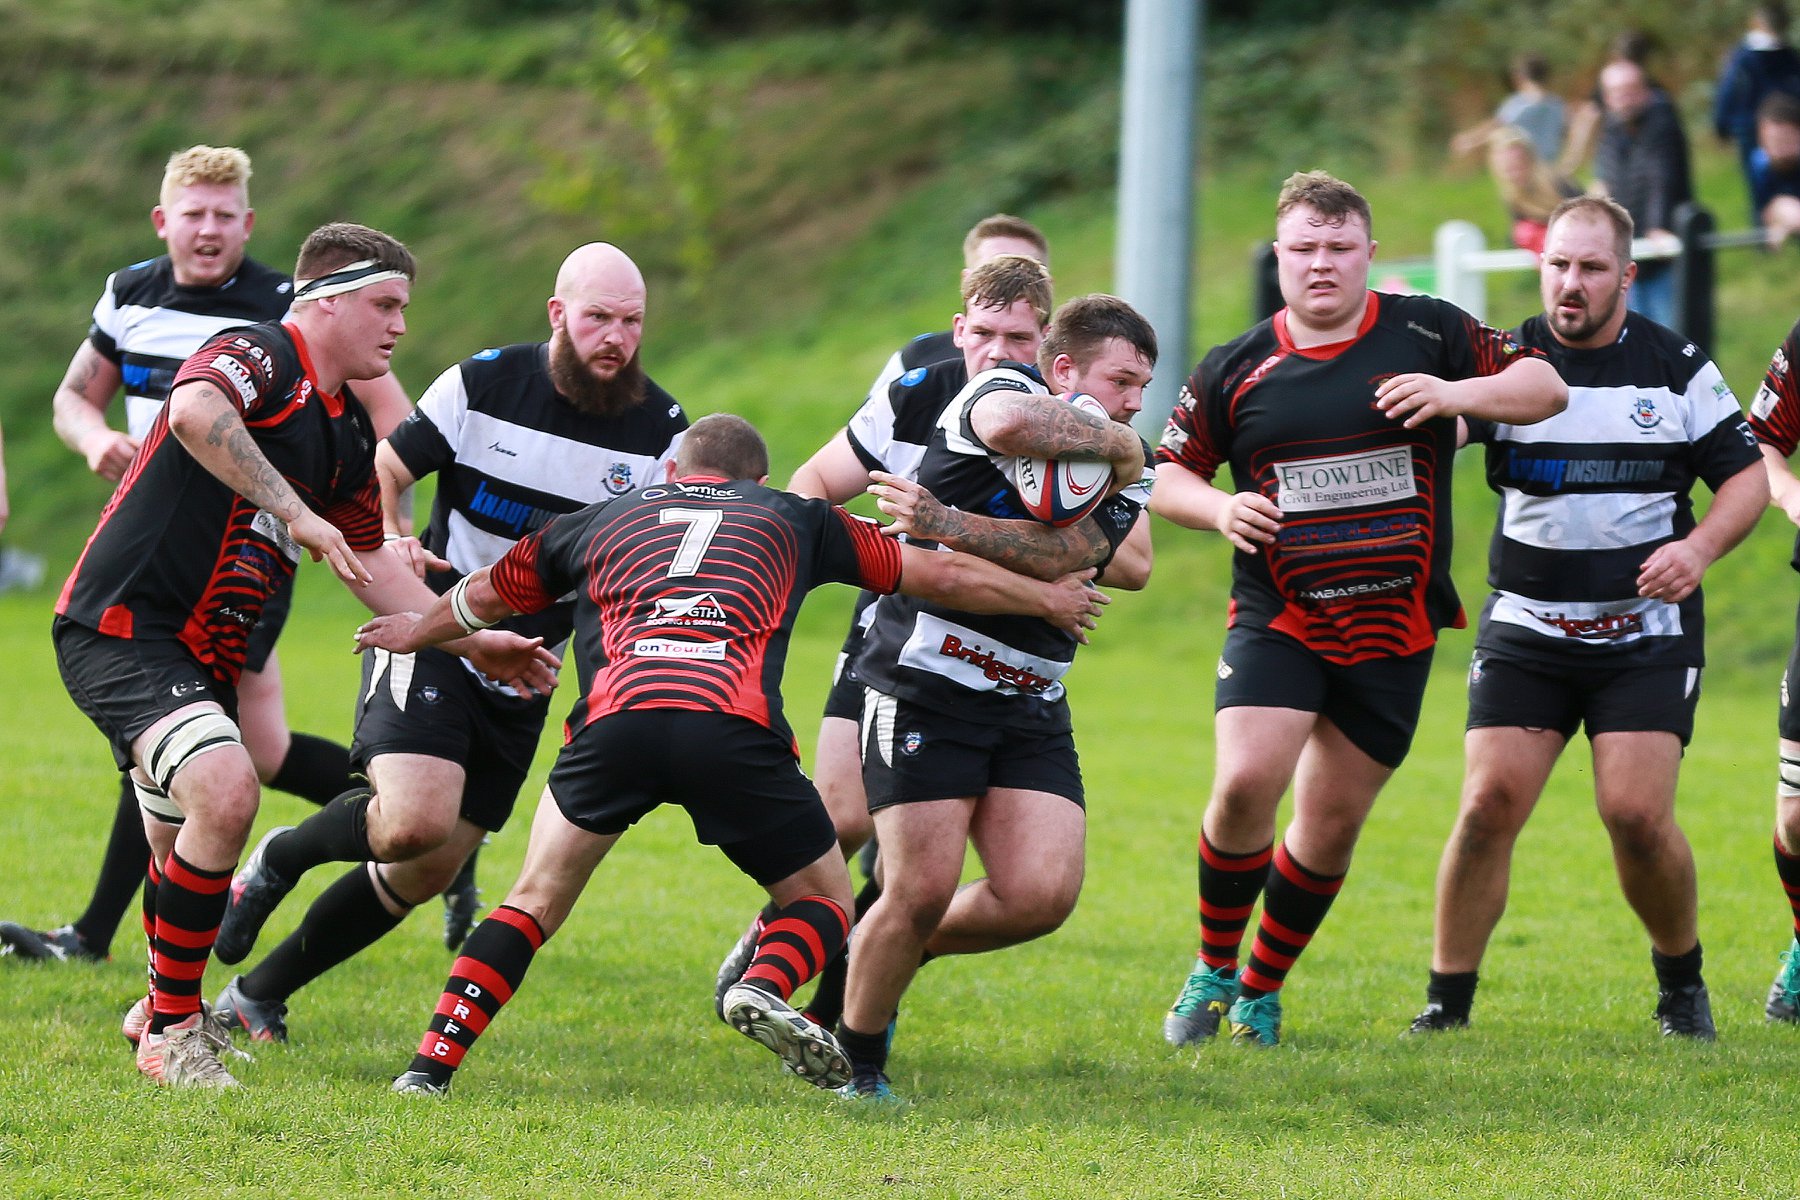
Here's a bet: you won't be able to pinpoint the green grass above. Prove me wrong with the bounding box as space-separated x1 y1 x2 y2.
2 519 1798 1197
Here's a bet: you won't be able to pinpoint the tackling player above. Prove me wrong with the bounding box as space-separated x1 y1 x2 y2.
1155 171 1566 1048
353 413 1107 1095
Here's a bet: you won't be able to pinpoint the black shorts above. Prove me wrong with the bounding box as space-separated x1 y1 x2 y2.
548 710 836 886
53 617 237 773
241 572 295 675
352 646 549 832
1782 601 1800 742
1469 650 1702 745
858 690 1084 810
822 596 876 722
1214 623 1432 769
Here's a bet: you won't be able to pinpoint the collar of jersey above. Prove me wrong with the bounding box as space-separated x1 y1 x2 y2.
282 321 346 417
1275 291 1381 360
674 473 730 485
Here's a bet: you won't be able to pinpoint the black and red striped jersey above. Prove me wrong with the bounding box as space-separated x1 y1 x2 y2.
488 474 903 751
1750 316 1800 571
57 320 382 685
1156 292 1541 664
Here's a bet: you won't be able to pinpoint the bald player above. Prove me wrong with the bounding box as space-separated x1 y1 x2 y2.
207 244 689 1041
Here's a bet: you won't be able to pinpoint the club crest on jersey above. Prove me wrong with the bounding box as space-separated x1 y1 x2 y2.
1629 393 1661 429
417 686 442 705
901 730 924 756
1469 656 1484 685
1216 658 1233 680
605 462 635 495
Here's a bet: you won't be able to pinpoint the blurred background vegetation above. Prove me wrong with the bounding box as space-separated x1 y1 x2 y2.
3 0 1794 665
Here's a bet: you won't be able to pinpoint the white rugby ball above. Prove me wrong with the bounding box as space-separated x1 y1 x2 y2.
1013 392 1113 527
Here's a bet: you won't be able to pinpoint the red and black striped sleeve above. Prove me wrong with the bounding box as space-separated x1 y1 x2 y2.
1751 319 1800 457
318 472 385 553
488 529 561 616
830 508 903 594
1154 359 1228 481
1447 304 1542 378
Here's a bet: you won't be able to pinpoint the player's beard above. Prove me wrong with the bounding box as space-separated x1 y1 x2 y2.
1549 287 1621 344
548 328 646 418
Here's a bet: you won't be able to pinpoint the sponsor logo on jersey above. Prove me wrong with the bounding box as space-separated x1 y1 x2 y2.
251 509 303 563
467 480 557 537
473 348 502 361
1776 347 1791 379
1274 446 1416 512
1498 450 1665 489
297 380 313 407
633 638 728 660
673 482 735 500
487 441 517 458
1529 609 1646 640
900 367 928 387
1629 393 1661 429
1278 513 1421 554
1753 382 1781 421
936 633 1056 693
1406 321 1443 343
1295 575 1415 605
650 593 728 627
604 462 635 495
210 354 259 405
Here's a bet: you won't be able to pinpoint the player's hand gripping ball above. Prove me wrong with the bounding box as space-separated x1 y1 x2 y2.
1013 392 1113 527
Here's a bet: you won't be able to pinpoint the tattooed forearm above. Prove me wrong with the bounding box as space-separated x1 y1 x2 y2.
176 383 304 520
927 509 1110 581
986 393 1128 461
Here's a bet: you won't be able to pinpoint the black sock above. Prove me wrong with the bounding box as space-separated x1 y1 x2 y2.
1426 969 1479 1020
72 775 149 955
1652 942 1704 991
264 788 375 880
240 866 409 1003
836 1023 890 1076
267 733 356 807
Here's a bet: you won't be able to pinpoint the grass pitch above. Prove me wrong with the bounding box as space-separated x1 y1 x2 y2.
1 524 1797 1199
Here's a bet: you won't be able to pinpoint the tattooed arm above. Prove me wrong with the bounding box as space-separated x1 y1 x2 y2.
167 380 373 585
868 470 1147 587
52 340 136 481
966 389 1145 494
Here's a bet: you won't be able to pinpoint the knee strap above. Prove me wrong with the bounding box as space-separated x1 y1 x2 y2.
1780 754 1800 799
142 709 243 793
132 774 185 826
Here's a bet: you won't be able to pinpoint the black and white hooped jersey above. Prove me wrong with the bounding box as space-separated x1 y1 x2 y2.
1467 313 1759 666
845 344 968 482
854 363 1146 732
384 342 688 658
86 255 295 440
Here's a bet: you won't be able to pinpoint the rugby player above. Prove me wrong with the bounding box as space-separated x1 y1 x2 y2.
1 146 416 965
1407 196 1765 1040
207 244 689 1043
834 293 1156 1100
54 222 555 1086
1156 171 1566 1048
352 413 1107 1095
1744 303 1800 1024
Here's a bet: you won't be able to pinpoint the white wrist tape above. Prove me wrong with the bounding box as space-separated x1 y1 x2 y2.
448 575 496 635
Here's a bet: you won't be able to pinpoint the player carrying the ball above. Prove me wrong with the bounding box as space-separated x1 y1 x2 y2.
1155 171 1566 1048
835 292 1156 1100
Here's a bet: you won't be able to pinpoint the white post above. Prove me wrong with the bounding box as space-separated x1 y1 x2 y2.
1433 219 1488 322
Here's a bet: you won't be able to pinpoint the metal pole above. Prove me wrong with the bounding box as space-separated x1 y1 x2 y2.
1117 0 1201 438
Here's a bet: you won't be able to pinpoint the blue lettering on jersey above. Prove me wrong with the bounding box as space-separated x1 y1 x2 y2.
467 479 557 536
900 368 928 387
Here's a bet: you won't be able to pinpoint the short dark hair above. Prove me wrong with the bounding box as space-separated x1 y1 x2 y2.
961 254 1053 326
962 213 1049 265
1546 194 1635 263
1757 4 1791 38
1760 91 1800 128
294 223 416 287
1038 294 1157 377
676 413 769 481
1276 170 1373 235
1512 52 1550 86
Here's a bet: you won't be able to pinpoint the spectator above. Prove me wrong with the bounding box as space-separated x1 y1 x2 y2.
1487 126 1583 255
1714 3 1800 211
1754 94 1800 245
1453 53 1567 164
1594 59 1692 327
1565 30 1670 174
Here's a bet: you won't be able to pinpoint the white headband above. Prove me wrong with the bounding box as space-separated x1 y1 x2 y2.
292 260 408 301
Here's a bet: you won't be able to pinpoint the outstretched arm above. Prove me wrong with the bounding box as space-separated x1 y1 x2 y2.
896 545 1107 641
167 380 372 585
788 431 872 502
351 559 558 695
1374 357 1567 430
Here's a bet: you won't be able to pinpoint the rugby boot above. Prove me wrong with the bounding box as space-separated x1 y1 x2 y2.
214 826 296 965
1654 981 1717 1041
0 922 105 962
1404 1002 1469 1035
135 1012 242 1088
1227 991 1283 1047
392 1070 451 1096
213 975 289 1043
1163 961 1238 1045
722 981 852 1089
1767 938 1800 1023
713 912 764 1020
837 1069 900 1103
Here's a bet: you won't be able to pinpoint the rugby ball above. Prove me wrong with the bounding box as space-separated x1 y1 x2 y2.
1013 393 1114 527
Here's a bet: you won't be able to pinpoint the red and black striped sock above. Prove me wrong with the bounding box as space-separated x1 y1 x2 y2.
140 854 162 1002
1239 841 1345 998
408 905 546 1086
1197 835 1274 971
741 895 850 1002
1775 835 1800 939
149 850 231 1034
